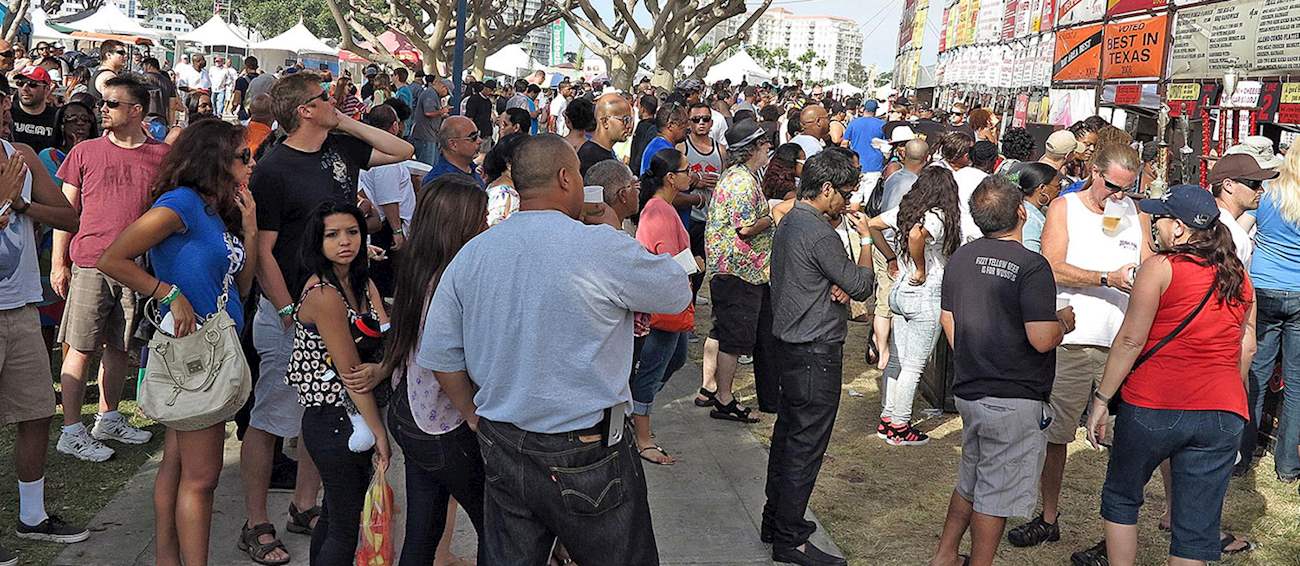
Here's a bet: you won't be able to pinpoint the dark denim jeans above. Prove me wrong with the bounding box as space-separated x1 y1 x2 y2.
476 417 658 565
300 405 372 566
1101 403 1243 562
753 286 780 413
761 341 844 550
1244 288 1300 478
387 381 485 566
632 330 689 415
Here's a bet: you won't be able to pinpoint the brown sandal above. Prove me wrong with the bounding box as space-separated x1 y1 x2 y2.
286 502 320 535
238 522 290 565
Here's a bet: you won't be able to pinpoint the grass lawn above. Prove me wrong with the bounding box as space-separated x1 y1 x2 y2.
0 350 164 566
688 297 1300 565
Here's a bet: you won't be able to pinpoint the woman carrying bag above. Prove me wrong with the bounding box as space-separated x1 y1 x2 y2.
97 119 258 566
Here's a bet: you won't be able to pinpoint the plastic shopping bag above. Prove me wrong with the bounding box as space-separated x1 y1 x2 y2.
355 462 396 565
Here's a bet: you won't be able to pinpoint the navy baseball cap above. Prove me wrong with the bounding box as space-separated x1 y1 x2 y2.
863 99 879 112
1138 184 1221 229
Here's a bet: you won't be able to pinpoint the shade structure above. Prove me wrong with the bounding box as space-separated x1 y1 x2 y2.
29 9 72 42
178 15 250 48
339 31 421 66
250 21 335 55
703 50 772 84
826 82 863 96
54 3 158 39
485 44 540 77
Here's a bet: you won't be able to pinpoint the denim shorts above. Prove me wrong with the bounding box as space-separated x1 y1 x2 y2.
1101 402 1244 562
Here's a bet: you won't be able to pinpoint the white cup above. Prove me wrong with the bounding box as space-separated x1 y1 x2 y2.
583 185 604 204
1056 297 1070 311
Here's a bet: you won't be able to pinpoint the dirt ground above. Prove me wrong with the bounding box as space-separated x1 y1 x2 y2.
687 297 1300 566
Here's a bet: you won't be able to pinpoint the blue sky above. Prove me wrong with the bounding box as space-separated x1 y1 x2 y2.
570 0 920 71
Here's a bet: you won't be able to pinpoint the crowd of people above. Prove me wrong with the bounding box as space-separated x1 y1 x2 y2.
0 38 1297 566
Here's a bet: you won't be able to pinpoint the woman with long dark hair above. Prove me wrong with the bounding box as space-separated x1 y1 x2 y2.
186 91 216 125
96 120 258 566
633 148 695 465
1085 185 1256 566
764 143 804 225
866 166 962 446
380 175 487 565
287 201 389 566
484 132 526 226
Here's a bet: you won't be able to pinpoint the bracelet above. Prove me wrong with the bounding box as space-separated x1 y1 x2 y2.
863 236 874 246
1092 390 1111 404
277 304 294 317
885 255 898 262
150 279 161 299
159 285 181 306
392 227 404 236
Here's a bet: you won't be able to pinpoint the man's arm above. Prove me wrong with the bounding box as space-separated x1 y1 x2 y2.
255 230 294 328
1040 196 1136 291
15 144 76 231
810 231 874 301
940 309 955 348
334 111 414 167
433 370 479 431
51 182 81 297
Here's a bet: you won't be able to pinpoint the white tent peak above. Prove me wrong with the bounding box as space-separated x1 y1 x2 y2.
30 9 74 42
58 3 159 38
704 50 773 84
486 44 542 76
251 21 335 55
178 15 250 48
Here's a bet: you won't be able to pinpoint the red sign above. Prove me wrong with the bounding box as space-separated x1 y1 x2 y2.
1255 82 1281 123
1003 0 1018 40
1013 94 1030 127
1113 84 1143 105
1278 104 1300 125
940 7 950 52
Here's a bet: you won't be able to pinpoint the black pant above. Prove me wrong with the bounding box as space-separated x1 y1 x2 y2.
761 341 843 550
753 285 780 413
301 405 372 566
477 417 658 565
387 381 486 566
687 218 706 299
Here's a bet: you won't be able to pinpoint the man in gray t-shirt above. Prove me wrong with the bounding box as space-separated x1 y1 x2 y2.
411 78 450 164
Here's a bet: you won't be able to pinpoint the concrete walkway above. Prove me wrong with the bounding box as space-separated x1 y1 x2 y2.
54 363 840 565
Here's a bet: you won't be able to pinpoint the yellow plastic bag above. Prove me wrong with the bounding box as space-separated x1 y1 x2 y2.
355 463 395 565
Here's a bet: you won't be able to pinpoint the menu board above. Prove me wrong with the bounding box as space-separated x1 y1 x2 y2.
1255 0 1300 71
979 0 1005 42
1171 0 1300 79
1057 0 1106 25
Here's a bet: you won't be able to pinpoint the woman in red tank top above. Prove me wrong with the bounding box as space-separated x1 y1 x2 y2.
1084 185 1257 566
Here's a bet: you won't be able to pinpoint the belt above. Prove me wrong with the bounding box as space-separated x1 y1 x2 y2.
783 341 839 355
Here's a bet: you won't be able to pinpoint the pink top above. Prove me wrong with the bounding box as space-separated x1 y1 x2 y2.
57 136 170 267
636 196 690 256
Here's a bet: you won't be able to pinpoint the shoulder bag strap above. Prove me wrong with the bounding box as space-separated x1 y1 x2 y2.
1130 283 1215 373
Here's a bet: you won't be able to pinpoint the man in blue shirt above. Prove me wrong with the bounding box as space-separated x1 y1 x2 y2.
423 116 486 188
639 101 689 175
842 100 886 178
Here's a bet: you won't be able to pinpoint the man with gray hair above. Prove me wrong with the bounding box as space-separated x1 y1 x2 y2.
411 77 451 164
423 116 484 188
584 159 640 227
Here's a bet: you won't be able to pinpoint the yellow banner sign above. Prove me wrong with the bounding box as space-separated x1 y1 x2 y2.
1167 83 1200 101
1282 84 1300 105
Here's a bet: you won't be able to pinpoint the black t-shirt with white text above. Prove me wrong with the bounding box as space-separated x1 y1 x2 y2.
11 103 58 152
250 133 373 298
941 238 1059 401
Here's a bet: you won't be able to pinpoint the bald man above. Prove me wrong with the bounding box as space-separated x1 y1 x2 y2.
578 92 633 176
419 134 688 565
791 104 830 158
423 115 486 187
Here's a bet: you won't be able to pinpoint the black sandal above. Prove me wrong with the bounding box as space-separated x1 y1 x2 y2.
1069 540 1108 566
638 445 675 466
693 387 718 407
238 522 290 566
286 502 320 535
710 398 759 423
1221 532 1255 554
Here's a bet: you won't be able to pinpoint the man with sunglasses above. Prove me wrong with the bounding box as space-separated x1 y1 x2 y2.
1209 153 1277 269
577 92 631 176
52 75 169 463
10 66 58 153
1008 143 1154 551
0 39 14 74
87 40 127 102
422 115 484 188
681 102 726 300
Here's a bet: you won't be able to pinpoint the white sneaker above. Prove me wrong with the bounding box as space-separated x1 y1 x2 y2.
695 295 710 305
57 429 115 462
92 414 153 445
738 355 754 365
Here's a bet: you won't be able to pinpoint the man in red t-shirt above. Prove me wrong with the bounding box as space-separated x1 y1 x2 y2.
53 74 169 462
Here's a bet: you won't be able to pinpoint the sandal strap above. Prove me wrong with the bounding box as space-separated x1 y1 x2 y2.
289 503 321 524
242 522 277 540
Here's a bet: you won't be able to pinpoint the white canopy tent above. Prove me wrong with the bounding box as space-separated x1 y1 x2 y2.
29 9 74 43
178 15 250 48
485 44 542 77
703 50 772 84
58 3 158 38
250 21 335 55
827 82 864 96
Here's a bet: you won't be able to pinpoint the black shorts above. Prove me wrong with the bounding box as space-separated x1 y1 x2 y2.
708 274 766 356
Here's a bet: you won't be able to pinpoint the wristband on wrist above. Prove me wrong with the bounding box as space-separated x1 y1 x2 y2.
392 227 404 236
277 304 294 317
1092 390 1111 404
863 236 874 246
160 285 181 306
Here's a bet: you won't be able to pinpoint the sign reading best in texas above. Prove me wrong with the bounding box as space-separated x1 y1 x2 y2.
1102 14 1168 78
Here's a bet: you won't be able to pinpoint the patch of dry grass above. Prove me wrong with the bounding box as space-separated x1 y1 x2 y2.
689 298 1300 565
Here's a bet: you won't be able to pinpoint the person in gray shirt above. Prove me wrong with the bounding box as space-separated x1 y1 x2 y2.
410 77 450 164
417 134 689 565
881 138 929 213
762 147 872 566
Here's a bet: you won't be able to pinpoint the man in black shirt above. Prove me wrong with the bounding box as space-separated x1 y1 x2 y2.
577 93 631 176
763 148 872 566
230 55 261 121
933 176 1074 566
464 80 494 149
628 94 658 177
11 66 58 152
140 57 178 126
240 70 414 565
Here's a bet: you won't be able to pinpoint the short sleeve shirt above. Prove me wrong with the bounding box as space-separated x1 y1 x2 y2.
705 165 772 285
57 136 170 267
410 88 444 142
150 187 247 334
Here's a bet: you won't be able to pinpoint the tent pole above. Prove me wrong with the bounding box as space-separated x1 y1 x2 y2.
451 0 466 115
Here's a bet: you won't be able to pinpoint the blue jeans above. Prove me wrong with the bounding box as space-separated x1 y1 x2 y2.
412 138 439 166
213 90 227 116
1247 288 1300 479
884 280 942 423
1101 403 1243 562
631 330 688 415
476 418 658 565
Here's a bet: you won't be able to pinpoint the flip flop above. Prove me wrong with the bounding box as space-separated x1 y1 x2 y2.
638 445 675 466
1221 533 1255 555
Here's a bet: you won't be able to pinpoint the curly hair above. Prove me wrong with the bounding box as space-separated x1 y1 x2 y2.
895 166 962 258
1000 127 1035 161
762 143 802 200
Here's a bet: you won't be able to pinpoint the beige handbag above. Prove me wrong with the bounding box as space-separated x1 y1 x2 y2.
138 271 251 431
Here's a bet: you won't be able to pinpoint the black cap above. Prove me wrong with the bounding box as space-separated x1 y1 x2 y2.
725 119 767 149
1138 184 1221 229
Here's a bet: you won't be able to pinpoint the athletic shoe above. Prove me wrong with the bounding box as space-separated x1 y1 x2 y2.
884 423 929 446
15 515 90 543
0 544 16 566
57 428 114 462
91 414 153 445
1007 514 1061 547
695 295 710 306
875 419 890 439
738 355 754 365
1069 540 1108 566
688 333 700 344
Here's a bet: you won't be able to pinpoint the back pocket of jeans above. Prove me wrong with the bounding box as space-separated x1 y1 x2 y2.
550 450 625 516
1217 412 1245 436
1131 406 1182 432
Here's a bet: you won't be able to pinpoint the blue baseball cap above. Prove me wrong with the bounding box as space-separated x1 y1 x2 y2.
863 99 879 112
1138 184 1220 229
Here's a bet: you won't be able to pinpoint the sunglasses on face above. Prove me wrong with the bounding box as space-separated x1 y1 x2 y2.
1101 175 1133 192
98 98 138 109
1234 178 1264 190
112 50 127 56
690 116 712 124
301 90 329 106
237 147 252 165
454 131 481 143
14 78 47 89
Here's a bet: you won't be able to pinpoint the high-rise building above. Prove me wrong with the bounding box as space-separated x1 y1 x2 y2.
503 0 555 67
715 7 865 83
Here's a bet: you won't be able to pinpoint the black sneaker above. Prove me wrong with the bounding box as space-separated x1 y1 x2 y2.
15 515 90 543
0 544 16 566
772 541 848 566
1007 514 1060 547
1070 539 1109 566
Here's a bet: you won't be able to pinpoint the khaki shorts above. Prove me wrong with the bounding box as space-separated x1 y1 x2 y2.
872 247 894 320
1044 344 1111 445
0 306 57 425
956 396 1048 518
57 265 139 353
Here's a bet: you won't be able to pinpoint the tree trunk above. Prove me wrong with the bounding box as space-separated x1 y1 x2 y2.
606 52 638 91
651 67 674 91
2 0 28 43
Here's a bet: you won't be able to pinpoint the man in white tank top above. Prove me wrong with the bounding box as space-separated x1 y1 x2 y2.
1007 144 1152 549
681 103 727 301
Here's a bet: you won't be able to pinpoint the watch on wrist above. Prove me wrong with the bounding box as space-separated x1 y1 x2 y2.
11 197 29 213
1100 272 1109 288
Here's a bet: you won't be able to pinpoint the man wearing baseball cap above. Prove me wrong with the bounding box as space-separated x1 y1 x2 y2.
11 66 58 152
1040 130 1078 175
1209 153 1278 267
